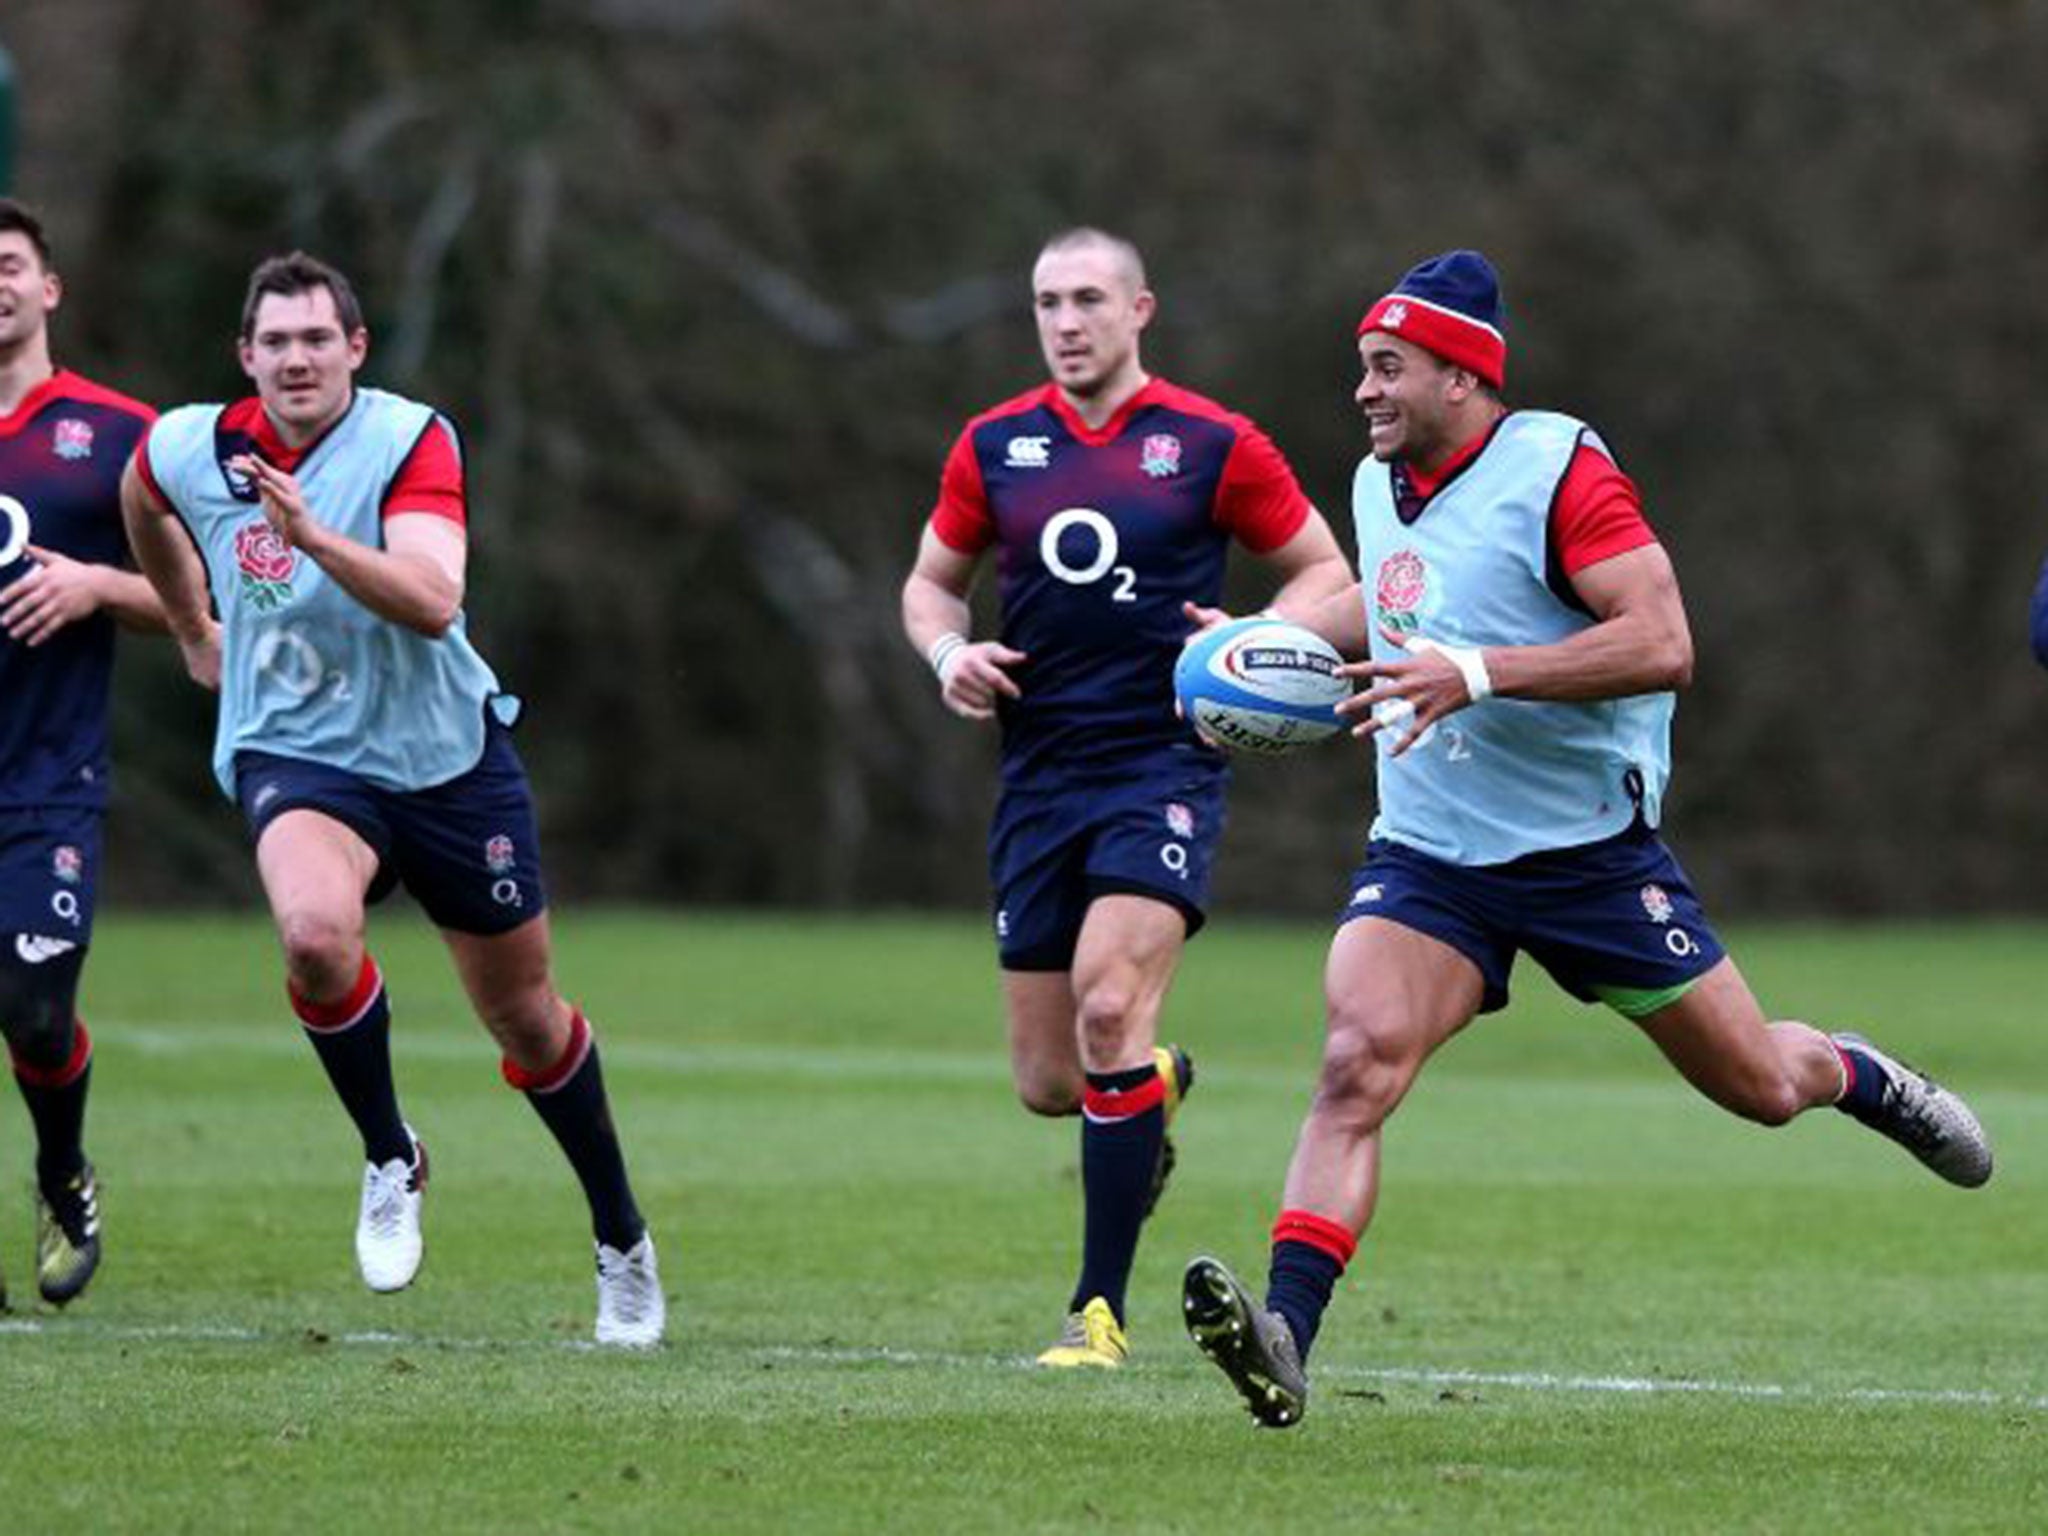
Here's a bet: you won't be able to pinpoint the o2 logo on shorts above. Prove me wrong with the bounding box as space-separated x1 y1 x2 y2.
1159 841 1189 881
1640 883 1699 957
484 833 523 907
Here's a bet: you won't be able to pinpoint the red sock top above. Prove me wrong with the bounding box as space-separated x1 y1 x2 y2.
1272 1207 1359 1267
289 954 383 1032
502 1007 593 1094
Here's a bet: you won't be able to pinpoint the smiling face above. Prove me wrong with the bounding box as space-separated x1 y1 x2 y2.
238 286 367 445
1354 330 1473 467
1031 236 1154 407
0 229 60 364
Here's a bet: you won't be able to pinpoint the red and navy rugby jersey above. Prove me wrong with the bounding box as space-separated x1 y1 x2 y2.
930 377 1311 782
0 370 155 811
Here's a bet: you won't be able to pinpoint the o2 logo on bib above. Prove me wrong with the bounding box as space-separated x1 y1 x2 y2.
1040 507 1137 604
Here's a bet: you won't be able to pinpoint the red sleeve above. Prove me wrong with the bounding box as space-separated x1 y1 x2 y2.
1550 441 1657 576
380 419 465 525
132 420 170 508
1214 422 1312 554
927 429 994 554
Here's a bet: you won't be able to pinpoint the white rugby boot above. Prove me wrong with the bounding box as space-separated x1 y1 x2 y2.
1831 1033 1993 1188
356 1133 427 1292
595 1233 665 1348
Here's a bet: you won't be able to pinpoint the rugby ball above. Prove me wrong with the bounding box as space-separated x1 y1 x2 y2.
1174 617 1350 755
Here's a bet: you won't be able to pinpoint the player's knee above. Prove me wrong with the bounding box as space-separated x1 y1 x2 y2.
475 984 563 1059
275 909 361 993
0 991 75 1073
1015 1075 1080 1117
0 950 84 1072
1073 977 1147 1060
1310 1020 1406 1132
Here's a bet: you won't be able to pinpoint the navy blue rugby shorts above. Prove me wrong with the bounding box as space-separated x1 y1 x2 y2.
1339 820 1726 1016
989 763 1227 972
0 806 102 944
234 719 547 937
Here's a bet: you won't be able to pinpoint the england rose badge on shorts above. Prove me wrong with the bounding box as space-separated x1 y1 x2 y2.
1165 802 1196 839
52 845 84 884
1640 883 1674 923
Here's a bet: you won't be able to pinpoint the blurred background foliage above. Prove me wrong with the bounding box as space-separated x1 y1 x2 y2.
7 0 2048 916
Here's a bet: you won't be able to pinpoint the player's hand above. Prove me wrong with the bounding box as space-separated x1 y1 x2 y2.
1334 626 1477 757
1179 600 1235 634
174 615 223 692
0 545 104 646
939 641 1026 721
233 454 323 552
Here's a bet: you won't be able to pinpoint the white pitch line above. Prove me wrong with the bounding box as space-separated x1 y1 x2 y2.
1330 1364 2048 1412
5 1320 2041 1408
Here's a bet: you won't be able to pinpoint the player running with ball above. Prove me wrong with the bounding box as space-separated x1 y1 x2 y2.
902 228 1351 1367
1181 249 1994 1428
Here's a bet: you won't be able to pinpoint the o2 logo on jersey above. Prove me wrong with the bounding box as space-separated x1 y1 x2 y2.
1039 507 1137 604
0 493 30 569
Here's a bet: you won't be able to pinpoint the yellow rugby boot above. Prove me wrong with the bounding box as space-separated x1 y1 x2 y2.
36 1161 101 1307
1035 1296 1129 1369
1144 1045 1196 1218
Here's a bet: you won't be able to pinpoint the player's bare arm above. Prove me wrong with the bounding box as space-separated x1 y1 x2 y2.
901 524 1025 722
119 456 221 689
234 453 465 638
1180 517 1361 651
0 543 167 646
1256 513 1355 625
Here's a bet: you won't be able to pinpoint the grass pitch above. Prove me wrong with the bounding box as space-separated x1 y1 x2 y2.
0 910 2041 1532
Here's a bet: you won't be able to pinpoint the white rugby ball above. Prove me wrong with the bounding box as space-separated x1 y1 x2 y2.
1174 617 1350 755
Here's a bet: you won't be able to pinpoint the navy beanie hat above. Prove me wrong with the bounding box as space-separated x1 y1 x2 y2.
1357 250 1507 387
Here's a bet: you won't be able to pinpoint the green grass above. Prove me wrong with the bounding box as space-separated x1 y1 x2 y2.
1 910 2042 1532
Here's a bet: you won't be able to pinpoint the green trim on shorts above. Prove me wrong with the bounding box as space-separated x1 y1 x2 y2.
1594 976 1702 1019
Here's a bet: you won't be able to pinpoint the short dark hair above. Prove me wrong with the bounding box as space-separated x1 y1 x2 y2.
1037 226 1148 293
0 198 55 271
238 251 365 340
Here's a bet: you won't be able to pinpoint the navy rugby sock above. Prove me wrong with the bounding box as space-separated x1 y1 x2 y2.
12 1018 93 1190
292 956 413 1167
1070 1062 1167 1323
505 1008 645 1253
1831 1040 1890 1120
1265 1209 1359 1361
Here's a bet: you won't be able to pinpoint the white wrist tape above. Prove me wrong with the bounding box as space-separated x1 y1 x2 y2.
926 631 969 685
1407 637 1493 703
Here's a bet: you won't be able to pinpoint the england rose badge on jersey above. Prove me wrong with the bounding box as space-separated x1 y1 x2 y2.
1375 548 1429 634
52 419 94 461
233 521 298 611
1140 433 1182 479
